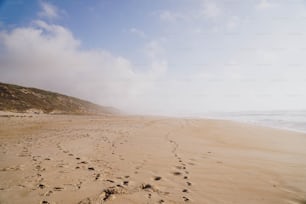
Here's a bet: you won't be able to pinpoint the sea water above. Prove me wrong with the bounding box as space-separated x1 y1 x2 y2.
202 110 306 133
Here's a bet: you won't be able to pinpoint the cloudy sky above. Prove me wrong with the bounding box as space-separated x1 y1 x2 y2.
0 0 306 115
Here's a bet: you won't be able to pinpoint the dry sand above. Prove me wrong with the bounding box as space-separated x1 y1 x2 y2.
0 113 306 204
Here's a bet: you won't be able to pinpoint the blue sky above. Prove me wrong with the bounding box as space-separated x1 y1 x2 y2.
1 0 306 114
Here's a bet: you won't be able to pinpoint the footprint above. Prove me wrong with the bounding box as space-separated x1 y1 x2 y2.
100 186 126 201
176 166 186 170
182 189 188 193
95 174 100 180
186 182 192 186
182 196 189 202
141 184 153 190
53 187 63 191
76 181 82 190
173 172 182 176
123 181 129 186
45 190 53 196
78 197 91 204
38 184 45 189
88 167 95 171
154 176 162 181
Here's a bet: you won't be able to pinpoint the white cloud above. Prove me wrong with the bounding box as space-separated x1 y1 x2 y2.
226 16 240 30
38 1 59 19
144 41 168 77
158 1 222 24
202 1 221 18
129 27 146 38
145 41 164 59
0 21 167 113
159 10 186 22
256 0 274 10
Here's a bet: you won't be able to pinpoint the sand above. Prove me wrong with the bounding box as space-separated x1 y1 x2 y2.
0 113 306 204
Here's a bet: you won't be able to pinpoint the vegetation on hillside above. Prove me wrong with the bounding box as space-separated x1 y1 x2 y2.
0 82 117 114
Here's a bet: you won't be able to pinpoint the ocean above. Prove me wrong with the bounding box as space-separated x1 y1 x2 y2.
200 110 306 133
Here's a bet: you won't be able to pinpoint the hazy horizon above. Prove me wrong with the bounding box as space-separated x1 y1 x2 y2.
1 0 306 115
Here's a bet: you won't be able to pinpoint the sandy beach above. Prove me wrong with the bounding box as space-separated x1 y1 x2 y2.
0 113 306 204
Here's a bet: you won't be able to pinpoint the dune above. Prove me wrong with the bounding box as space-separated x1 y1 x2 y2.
0 113 306 204
0 82 118 115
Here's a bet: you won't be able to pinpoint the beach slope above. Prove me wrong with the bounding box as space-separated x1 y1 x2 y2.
0 113 305 203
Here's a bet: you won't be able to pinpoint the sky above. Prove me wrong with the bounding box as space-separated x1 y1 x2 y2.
0 0 306 115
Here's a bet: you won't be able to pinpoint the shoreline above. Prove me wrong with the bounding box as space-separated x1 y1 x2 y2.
2 110 306 134
196 116 306 134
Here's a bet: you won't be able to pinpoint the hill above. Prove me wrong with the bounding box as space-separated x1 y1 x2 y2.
0 82 118 115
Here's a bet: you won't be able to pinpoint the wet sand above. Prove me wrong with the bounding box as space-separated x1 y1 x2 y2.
0 113 306 204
